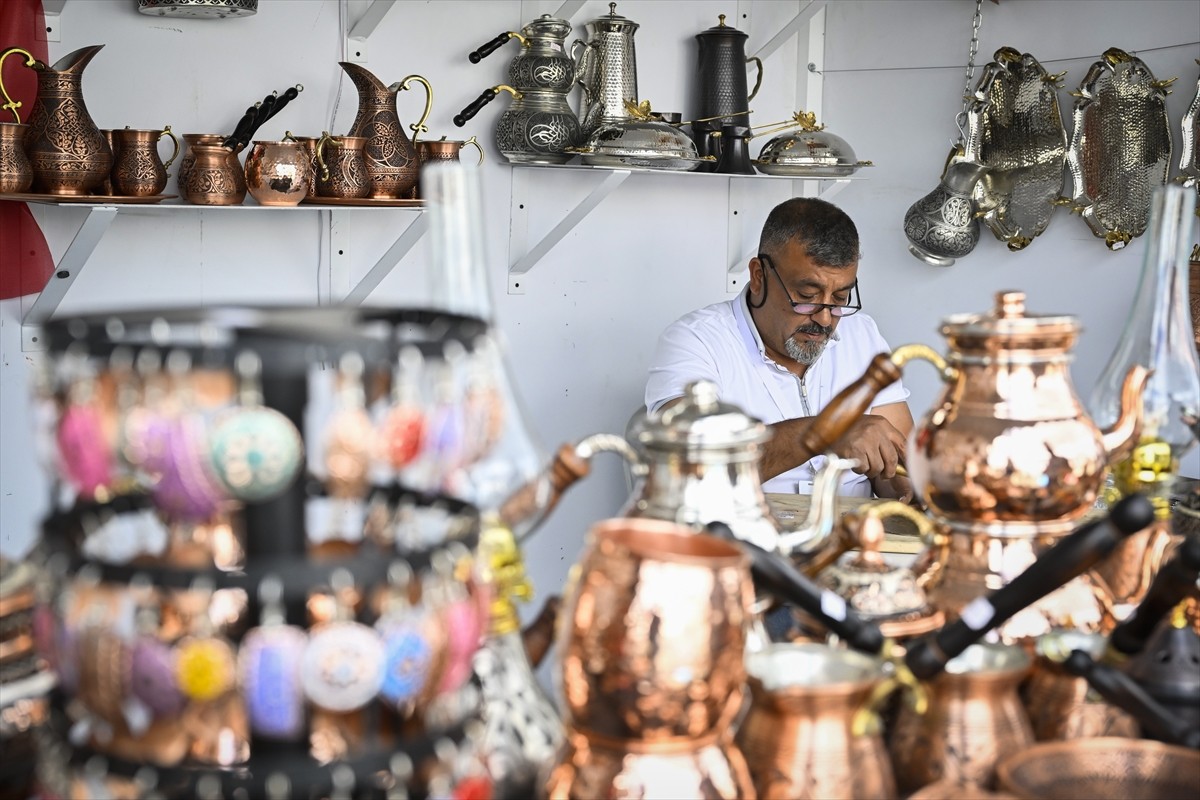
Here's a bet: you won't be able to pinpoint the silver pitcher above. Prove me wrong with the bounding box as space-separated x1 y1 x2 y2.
903 151 989 267
574 2 640 135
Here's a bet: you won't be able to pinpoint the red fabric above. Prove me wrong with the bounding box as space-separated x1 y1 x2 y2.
0 0 52 301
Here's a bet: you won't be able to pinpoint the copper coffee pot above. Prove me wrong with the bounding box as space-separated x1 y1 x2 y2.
0 45 111 195
792 291 1150 640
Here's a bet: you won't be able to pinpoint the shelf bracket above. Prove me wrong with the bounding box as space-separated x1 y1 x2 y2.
750 0 825 63
342 212 428 306
22 205 119 352
346 0 397 63
553 0 586 22
42 0 65 42
508 168 630 294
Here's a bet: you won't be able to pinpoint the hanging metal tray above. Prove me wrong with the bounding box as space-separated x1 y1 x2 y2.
963 47 1068 251
1178 61 1200 197
1066 47 1175 250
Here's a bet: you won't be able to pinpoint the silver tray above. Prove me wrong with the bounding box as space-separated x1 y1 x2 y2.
964 48 1068 251
1178 62 1200 194
1066 47 1175 250
752 160 872 178
580 152 709 171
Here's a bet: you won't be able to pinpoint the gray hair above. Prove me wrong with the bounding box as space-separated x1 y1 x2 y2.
758 197 860 267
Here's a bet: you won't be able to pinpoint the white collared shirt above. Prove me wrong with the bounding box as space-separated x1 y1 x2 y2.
645 288 910 495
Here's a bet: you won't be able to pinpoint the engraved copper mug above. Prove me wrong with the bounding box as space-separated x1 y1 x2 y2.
244 135 310 207
736 643 898 800
0 121 32 193
337 63 432 198
180 143 244 206
313 132 370 199
111 126 179 197
416 135 485 165
889 643 1035 794
0 45 111 195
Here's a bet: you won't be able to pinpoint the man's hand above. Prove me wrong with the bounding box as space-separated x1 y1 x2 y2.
872 474 916 504
831 413 907 479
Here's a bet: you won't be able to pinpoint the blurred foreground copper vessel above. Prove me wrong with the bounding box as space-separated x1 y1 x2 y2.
889 644 1034 794
1021 630 1139 742
557 518 753 741
736 643 896 800
0 45 111 195
544 727 755 800
996 737 1200 800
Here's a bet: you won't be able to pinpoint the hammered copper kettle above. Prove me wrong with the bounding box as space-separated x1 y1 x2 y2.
0 44 110 195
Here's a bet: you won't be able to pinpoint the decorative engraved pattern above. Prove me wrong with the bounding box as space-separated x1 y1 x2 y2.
341 63 419 199
1067 48 1173 249
0 124 32 193
23 47 111 195
578 28 638 135
137 0 258 18
112 138 167 197
495 103 579 165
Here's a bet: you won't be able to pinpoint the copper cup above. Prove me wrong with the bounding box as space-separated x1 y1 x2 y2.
0 121 32 193
557 518 754 742
180 143 245 206
416 135 484 165
111 126 179 197
314 133 371 199
244 138 310 207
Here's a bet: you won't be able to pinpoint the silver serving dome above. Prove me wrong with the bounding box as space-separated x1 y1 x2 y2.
754 117 871 177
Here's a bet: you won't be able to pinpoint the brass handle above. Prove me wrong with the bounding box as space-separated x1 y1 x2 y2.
746 55 764 102
461 135 484 166
315 131 334 182
889 343 958 383
0 47 39 124
861 499 934 540
397 74 434 147
159 125 180 171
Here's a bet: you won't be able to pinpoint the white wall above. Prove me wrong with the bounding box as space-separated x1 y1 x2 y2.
2 1 1198 624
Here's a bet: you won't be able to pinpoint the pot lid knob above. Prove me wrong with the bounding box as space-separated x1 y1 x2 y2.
997 291 1026 319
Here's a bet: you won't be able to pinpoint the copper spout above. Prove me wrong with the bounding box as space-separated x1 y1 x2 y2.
1100 365 1150 464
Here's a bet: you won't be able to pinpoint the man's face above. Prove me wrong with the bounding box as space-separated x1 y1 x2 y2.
749 238 859 368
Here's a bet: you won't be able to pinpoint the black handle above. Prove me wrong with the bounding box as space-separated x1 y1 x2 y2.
1064 649 1200 748
454 89 499 127
705 522 885 655
469 32 513 63
222 103 260 149
906 494 1156 680
264 86 301 123
1110 535 1200 657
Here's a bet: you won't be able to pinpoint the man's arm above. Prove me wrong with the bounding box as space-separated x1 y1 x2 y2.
759 405 910 482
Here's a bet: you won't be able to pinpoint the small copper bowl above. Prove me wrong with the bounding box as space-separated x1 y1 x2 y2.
996 737 1200 799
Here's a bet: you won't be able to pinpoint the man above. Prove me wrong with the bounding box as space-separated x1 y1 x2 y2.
645 197 913 501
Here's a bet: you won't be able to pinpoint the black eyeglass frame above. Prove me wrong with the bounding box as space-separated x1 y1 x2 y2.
756 253 862 318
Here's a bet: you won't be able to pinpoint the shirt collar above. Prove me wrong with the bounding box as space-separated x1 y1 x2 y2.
736 286 841 368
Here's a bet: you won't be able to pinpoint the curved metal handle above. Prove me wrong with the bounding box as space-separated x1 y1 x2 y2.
315 131 334 182
0 47 39 124
461 135 485 165
396 74 433 147
158 125 180 170
746 55 764 102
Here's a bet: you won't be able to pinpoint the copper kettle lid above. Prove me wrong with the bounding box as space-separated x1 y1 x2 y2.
940 291 1079 352
633 380 770 451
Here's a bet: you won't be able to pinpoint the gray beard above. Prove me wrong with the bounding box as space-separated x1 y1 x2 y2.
785 335 828 364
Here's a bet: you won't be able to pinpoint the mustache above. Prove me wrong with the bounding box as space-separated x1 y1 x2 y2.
793 322 833 338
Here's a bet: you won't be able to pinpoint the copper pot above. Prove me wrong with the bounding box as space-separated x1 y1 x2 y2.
557 518 753 741
1021 630 1139 742
180 143 245 206
736 643 897 799
0 121 32 193
889 643 1034 794
111 126 179 197
314 133 371 199
544 726 754 800
178 133 246 198
244 138 310 206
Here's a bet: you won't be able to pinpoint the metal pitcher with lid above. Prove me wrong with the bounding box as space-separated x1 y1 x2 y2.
574 2 640 135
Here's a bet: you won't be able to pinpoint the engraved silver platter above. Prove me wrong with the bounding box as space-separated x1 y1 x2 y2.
753 127 873 177
1178 62 1200 197
570 118 710 171
964 47 1068 251
1066 47 1175 250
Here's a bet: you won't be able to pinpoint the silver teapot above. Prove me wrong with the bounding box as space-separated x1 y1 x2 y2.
574 2 640 135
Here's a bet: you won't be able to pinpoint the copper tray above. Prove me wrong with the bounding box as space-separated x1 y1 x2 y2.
300 196 425 207
964 48 1068 251
0 192 177 204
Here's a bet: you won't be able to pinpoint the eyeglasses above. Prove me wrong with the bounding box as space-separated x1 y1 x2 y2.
758 254 861 317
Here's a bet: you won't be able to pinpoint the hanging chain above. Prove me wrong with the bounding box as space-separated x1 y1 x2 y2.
954 0 984 145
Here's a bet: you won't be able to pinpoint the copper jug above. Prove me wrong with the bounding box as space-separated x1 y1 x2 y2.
0 45 111 195
0 121 32 193
111 126 179 197
889 643 1034 793
337 63 432 198
736 643 898 799
178 133 246 199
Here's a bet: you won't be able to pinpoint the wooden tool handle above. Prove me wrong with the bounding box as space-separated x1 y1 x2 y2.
499 443 591 531
796 352 902 463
